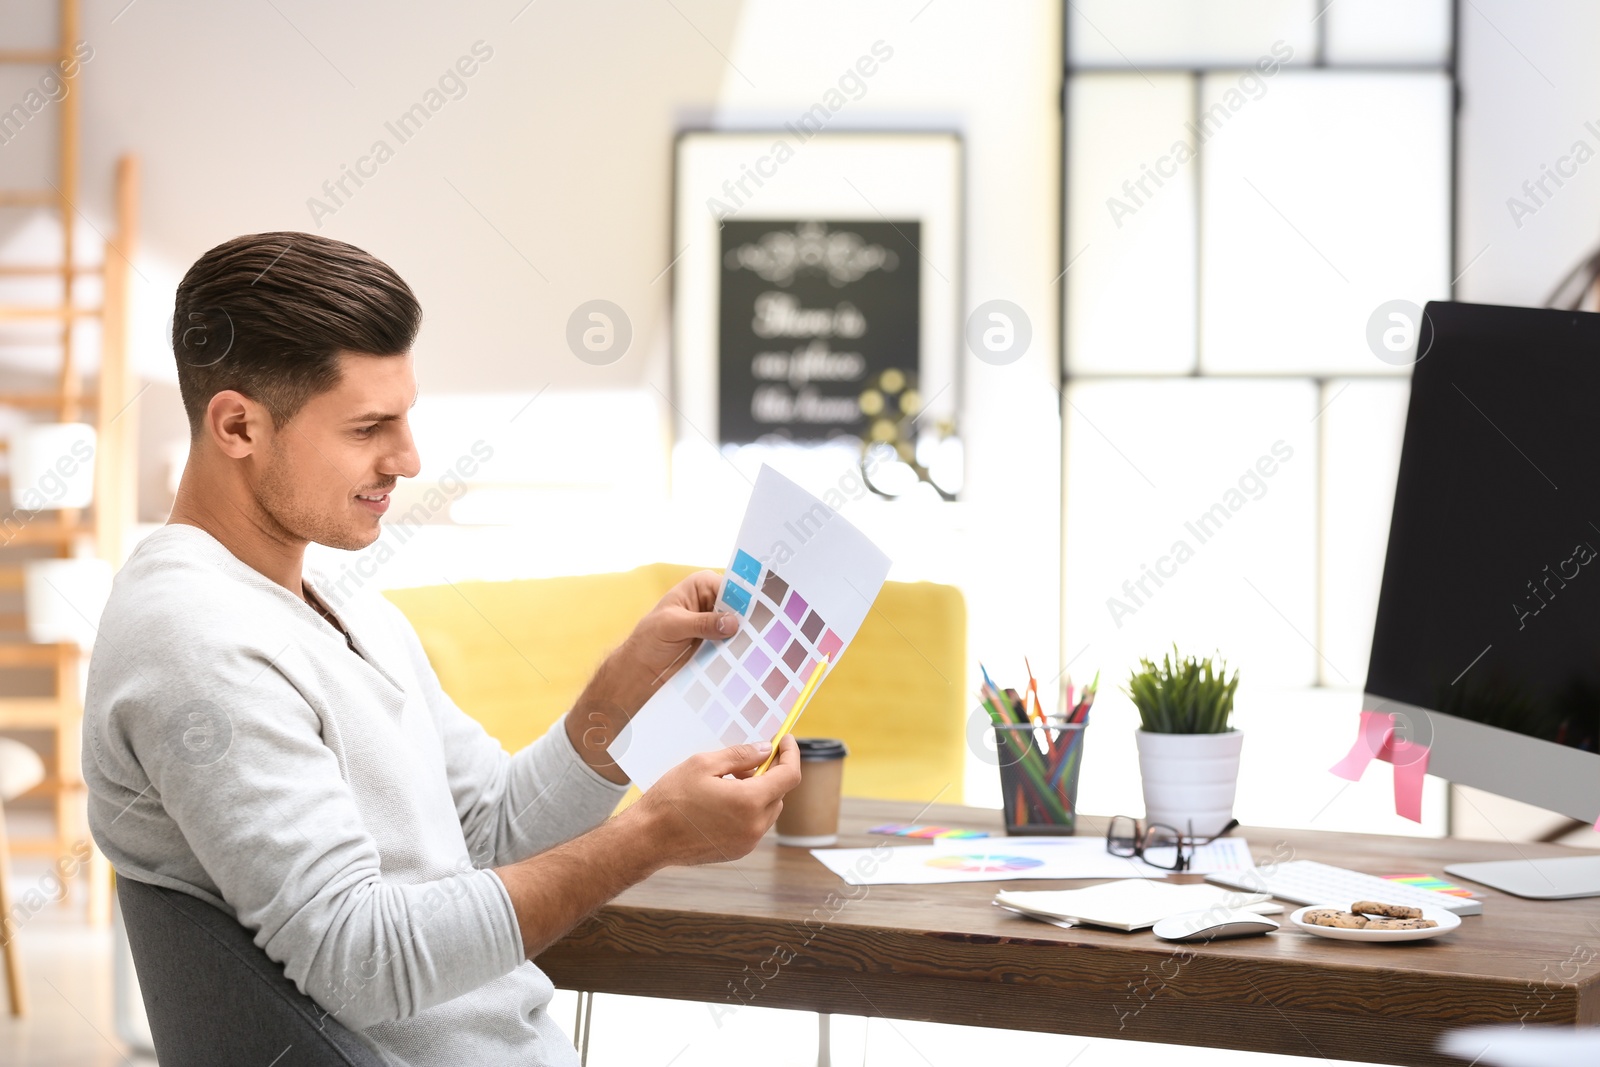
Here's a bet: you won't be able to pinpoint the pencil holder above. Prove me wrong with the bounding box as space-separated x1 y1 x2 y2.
992 722 1086 835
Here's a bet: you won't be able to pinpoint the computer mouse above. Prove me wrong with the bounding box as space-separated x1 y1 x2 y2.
1151 908 1280 943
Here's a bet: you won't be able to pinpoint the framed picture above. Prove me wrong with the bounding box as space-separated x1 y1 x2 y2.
672 131 962 495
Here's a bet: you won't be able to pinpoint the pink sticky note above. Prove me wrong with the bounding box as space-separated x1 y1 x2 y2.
1329 709 1394 780
1387 738 1429 823
1330 710 1429 823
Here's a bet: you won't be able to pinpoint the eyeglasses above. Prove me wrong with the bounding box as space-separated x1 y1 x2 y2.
1105 815 1240 872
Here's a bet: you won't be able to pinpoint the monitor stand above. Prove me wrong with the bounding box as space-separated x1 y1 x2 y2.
1445 856 1600 899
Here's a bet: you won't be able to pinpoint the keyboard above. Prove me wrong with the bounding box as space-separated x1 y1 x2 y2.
1206 859 1483 916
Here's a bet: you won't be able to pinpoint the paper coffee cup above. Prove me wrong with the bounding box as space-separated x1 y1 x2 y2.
775 737 848 847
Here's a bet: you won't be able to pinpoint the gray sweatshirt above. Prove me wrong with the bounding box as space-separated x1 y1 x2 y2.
83 524 627 1065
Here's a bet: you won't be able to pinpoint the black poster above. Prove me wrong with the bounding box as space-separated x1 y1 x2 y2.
718 220 920 444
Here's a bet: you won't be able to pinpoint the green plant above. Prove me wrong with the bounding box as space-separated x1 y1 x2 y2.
1125 646 1239 734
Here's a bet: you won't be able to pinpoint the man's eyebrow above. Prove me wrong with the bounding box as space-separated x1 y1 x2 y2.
347 395 419 422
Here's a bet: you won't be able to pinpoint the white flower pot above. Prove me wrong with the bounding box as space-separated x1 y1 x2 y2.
1135 728 1244 838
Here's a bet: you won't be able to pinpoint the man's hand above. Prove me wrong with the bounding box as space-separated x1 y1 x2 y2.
495 737 801 960
564 570 738 783
625 570 738 683
627 736 802 867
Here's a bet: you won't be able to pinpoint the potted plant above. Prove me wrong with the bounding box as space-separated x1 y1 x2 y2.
1126 647 1243 837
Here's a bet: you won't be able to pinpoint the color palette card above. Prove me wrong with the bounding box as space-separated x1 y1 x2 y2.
616 465 891 789
869 824 991 840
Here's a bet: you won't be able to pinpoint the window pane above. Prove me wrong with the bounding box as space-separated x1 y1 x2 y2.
1325 0 1452 66
1199 72 1451 375
1068 0 1316 68
1062 379 1319 690
1319 378 1410 688
1066 74 1196 375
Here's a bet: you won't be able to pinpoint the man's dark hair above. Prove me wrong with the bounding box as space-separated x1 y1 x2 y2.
172 232 421 434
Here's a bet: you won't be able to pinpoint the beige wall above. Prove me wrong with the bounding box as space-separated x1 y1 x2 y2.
76 0 741 397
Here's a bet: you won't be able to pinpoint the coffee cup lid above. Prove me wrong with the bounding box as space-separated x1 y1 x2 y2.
795 737 848 760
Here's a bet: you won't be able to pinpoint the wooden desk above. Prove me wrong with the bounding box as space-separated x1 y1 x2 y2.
537 799 1600 1066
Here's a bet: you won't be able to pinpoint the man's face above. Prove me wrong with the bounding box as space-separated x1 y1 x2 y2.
254 352 421 551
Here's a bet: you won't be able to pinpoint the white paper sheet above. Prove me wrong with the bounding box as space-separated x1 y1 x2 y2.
929 835 1257 875
812 837 1257 886
616 465 892 788
995 881 1275 931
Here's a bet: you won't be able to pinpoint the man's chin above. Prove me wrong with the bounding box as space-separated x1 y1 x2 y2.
318 521 383 553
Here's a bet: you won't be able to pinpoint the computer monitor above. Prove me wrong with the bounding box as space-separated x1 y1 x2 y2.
1365 300 1600 898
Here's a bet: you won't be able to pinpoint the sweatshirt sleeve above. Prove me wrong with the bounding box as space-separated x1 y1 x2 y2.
87 641 528 1032
386 600 628 869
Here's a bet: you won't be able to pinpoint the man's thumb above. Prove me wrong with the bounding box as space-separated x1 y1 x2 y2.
703 741 770 775
700 610 738 638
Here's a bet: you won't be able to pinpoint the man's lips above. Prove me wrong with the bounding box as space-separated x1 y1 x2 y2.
355 491 391 514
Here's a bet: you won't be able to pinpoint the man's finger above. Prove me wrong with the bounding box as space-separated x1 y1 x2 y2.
659 570 721 613
686 570 722 610
699 741 771 777
746 735 802 794
667 605 736 639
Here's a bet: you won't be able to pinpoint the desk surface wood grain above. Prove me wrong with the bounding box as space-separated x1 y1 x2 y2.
536 798 1600 1066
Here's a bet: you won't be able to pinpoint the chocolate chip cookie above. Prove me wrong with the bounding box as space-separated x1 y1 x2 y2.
1302 909 1367 928
1351 900 1423 920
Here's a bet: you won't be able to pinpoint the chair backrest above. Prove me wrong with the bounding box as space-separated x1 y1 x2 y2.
116 877 386 1067
386 563 968 802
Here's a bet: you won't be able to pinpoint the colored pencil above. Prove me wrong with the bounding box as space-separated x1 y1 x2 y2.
978 668 1069 823
755 655 830 776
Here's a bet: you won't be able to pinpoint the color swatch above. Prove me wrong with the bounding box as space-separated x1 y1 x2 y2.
672 556 839 747
616 465 893 789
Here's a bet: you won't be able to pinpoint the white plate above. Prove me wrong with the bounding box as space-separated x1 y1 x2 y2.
1288 904 1461 943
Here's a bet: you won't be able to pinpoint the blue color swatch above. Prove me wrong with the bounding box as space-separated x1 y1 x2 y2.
722 580 752 615
731 549 762 584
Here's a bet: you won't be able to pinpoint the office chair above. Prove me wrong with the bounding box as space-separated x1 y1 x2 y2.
116 877 386 1067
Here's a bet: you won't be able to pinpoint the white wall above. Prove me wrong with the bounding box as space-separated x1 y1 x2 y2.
66 0 741 394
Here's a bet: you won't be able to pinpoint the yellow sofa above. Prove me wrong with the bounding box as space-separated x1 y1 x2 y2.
385 564 966 802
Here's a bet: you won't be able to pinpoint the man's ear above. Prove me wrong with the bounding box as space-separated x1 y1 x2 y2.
205 390 270 459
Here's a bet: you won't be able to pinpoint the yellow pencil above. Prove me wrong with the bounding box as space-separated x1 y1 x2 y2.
756 654 830 775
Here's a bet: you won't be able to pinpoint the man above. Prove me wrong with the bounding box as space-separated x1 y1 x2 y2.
83 232 801 1065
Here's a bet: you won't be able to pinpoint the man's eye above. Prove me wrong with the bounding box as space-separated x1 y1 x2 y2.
354 425 378 438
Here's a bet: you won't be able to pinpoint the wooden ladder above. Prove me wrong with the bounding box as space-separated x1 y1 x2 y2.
0 0 139 928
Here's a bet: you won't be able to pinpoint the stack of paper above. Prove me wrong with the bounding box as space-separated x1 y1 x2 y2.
995 880 1277 932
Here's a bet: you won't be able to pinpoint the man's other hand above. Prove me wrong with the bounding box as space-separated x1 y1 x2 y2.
564 569 739 784
629 736 802 867
626 569 737 688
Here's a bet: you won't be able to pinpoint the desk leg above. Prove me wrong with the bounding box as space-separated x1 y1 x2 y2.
816 1014 832 1067
574 990 593 1066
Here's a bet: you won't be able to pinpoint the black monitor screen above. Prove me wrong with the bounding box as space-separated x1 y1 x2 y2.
1366 302 1600 755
